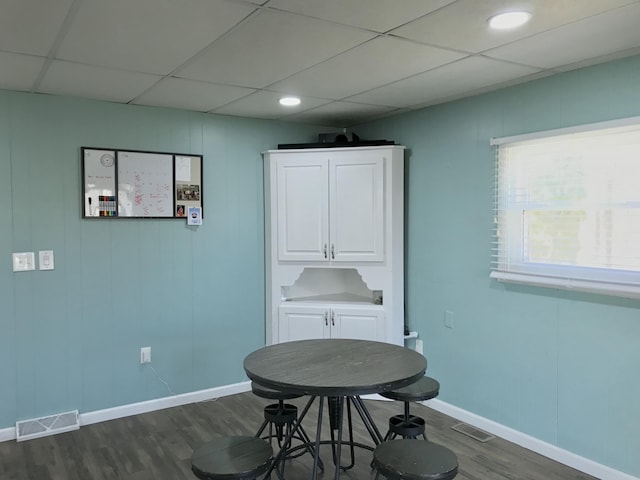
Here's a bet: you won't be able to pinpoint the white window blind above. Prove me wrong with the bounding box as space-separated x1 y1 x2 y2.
491 118 640 299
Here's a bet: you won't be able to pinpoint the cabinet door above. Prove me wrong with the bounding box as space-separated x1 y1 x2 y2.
330 306 384 341
279 305 329 342
329 153 384 262
276 157 329 261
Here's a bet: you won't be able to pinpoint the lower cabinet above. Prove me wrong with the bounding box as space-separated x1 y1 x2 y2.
278 304 384 342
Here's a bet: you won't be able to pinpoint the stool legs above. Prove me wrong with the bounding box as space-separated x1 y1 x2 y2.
255 399 324 475
383 401 427 440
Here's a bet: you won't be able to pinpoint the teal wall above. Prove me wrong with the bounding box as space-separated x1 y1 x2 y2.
2 55 640 477
0 91 320 429
358 55 640 477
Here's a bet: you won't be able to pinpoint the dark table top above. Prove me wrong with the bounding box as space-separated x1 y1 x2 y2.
244 339 427 396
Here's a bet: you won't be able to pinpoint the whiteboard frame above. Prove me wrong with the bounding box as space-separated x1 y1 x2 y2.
81 147 203 219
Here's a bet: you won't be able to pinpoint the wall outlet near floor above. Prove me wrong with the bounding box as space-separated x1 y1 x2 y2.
415 339 424 355
444 310 454 329
140 347 151 364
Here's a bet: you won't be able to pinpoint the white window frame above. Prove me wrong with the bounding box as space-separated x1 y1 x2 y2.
491 116 640 299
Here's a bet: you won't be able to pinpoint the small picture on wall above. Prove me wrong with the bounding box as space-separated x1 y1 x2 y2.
177 184 200 201
187 206 202 226
176 204 185 217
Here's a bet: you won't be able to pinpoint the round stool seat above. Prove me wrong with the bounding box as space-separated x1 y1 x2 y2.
380 376 440 402
251 382 303 401
373 440 458 480
191 436 273 480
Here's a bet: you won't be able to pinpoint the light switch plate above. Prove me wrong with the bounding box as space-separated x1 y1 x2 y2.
39 250 55 270
13 252 35 272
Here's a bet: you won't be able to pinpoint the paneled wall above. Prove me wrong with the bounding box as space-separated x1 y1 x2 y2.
0 91 319 429
358 54 640 477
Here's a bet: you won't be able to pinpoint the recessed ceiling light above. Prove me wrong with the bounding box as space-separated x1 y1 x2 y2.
279 96 301 107
488 11 531 30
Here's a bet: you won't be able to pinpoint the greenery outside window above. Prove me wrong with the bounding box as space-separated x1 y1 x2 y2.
491 117 640 299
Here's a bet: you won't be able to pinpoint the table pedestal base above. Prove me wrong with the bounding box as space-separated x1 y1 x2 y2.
266 395 385 480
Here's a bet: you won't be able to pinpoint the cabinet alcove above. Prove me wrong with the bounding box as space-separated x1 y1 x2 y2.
264 145 405 345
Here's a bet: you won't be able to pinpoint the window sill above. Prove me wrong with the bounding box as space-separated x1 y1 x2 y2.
490 271 640 300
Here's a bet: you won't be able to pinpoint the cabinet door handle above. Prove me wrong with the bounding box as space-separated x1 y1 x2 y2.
331 244 335 259
331 310 335 326
323 244 328 259
325 311 329 326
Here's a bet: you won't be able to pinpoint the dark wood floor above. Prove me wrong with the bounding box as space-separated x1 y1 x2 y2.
0 391 598 480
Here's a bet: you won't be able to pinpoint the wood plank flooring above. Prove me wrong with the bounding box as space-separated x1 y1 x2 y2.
0 391 599 479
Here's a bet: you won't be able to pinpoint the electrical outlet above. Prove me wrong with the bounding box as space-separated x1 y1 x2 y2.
444 310 454 329
415 339 424 355
140 347 151 364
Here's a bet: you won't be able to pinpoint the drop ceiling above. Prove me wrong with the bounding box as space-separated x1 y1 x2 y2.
2 0 640 127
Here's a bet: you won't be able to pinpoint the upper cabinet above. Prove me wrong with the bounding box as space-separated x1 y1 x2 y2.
275 151 384 263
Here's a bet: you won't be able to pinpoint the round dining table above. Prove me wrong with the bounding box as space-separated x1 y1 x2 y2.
244 338 427 480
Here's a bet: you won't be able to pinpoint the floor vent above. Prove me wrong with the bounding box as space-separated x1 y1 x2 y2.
451 422 494 443
16 410 80 442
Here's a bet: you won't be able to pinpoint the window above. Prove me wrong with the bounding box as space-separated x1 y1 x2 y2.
491 117 640 299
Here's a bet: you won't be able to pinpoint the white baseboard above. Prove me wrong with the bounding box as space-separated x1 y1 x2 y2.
426 398 639 480
0 381 252 442
0 426 14 442
360 393 389 401
80 381 252 427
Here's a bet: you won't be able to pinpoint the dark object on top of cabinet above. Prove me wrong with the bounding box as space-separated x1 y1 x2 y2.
278 132 395 149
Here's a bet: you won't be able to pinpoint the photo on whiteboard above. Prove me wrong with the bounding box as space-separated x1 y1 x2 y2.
187 206 202 226
177 184 200 201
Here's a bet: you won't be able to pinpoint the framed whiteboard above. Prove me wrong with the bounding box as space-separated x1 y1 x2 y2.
82 147 203 219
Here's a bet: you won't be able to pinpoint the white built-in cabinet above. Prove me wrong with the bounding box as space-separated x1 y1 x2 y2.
264 145 405 346
276 153 384 262
279 304 385 342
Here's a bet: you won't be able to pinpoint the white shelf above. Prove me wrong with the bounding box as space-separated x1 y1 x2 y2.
283 292 378 305
404 331 418 339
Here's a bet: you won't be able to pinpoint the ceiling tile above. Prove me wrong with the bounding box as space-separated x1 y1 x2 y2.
177 9 375 88
347 56 543 108
56 0 257 74
486 3 640 69
284 101 401 127
0 0 73 56
211 90 331 119
0 52 45 91
268 36 466 100
391 0 638 54
38 61 161 103
2 0 640 126
266 0 455 32
132 77 256 112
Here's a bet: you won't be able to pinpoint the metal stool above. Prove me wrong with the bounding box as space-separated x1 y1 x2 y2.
191 436 272 480
372 439 458 480
251 382 322 474
380 376 439 440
